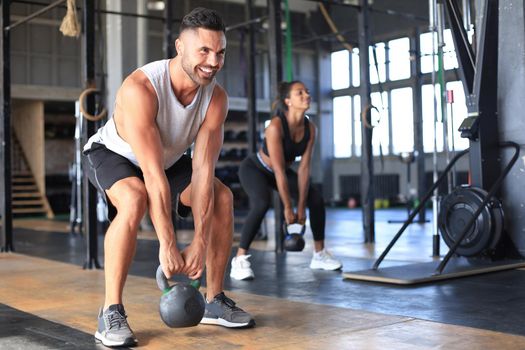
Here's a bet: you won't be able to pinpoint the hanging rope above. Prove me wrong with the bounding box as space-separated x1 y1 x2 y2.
79 88 107 122
60 0 81 38
318 3 354 52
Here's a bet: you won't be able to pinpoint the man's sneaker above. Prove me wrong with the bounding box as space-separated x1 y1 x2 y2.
200 292 255 328
94 304 138 347
309 249 343 270
230 255 255 280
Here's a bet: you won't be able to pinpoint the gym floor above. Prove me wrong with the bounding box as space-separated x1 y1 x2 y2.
2 208 525 349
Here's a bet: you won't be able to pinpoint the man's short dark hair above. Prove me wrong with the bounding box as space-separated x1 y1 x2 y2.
180 7 226 33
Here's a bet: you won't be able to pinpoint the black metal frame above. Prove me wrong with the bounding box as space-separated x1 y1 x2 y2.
0 0 12 253
267 0 286 252
81 0 100 269
445 0 500 191
245 0 258 154
410 27 427 224
358 0 374 243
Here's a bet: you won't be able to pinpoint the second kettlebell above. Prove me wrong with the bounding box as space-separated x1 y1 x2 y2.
156 265 205 328
283 223 306 252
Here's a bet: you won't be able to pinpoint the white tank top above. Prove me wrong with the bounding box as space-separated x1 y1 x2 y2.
84 59 216 169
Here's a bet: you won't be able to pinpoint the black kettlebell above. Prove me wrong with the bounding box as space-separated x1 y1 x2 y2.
283 223 306 252
156 265 205 328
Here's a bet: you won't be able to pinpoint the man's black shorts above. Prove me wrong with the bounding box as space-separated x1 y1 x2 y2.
83 142 192 221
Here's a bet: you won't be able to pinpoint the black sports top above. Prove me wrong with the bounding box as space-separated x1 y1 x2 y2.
262 111 311 162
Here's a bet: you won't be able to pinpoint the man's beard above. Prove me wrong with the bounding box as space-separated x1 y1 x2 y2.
181 57 216 85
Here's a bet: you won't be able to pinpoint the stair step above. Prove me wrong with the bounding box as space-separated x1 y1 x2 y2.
13 171 32 177
12 192 41 198
13 185 38 191
12 180 35 185
13 199 44 206
13 207 47 214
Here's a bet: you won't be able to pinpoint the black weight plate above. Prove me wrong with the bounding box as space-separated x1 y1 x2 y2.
439 187 493 257
470 187 505 251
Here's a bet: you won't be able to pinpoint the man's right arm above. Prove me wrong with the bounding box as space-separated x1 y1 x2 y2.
114 73 184 278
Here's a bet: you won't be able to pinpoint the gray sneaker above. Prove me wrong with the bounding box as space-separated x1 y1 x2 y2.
94 304 138 347
200 292 255 328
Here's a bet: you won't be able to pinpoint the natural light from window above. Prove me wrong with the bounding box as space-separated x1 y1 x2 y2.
389 37 411 80
331 50 349 90
333 96 352 158
391 87 414 153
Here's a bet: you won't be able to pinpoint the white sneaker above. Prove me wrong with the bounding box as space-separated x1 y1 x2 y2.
230 255 255 280
309 249 343 270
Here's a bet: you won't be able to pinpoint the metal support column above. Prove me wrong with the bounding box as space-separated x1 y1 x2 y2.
0 0 12 252
82 0 101 269
411 28 426 223
245 0 257 154
164 0 174 59
267 0 285 252
358 0 374 243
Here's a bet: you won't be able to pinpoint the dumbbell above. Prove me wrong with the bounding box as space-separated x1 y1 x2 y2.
156 266 205 328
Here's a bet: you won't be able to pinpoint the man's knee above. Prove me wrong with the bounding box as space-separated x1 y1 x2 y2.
214 179 233 215
108 178 148 219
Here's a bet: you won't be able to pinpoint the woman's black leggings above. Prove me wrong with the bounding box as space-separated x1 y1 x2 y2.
238 154 325 251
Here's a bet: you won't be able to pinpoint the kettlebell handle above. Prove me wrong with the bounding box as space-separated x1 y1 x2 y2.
156 265 201 294
282 222 306 236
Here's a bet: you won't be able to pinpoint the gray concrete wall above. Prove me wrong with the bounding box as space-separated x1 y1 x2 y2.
498 0 525 255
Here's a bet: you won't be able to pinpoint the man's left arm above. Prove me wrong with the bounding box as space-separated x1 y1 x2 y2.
182 85 228 279
297 122 317 225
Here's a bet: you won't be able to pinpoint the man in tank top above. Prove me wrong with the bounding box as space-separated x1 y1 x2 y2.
83 8 254 347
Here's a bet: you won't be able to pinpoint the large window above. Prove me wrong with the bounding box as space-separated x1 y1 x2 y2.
420 29 458 73
330 31 465 159
391 87 414 153
333 96 352 158
388 37 411 80
331 50 349 90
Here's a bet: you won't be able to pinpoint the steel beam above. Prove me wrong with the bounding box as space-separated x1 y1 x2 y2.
0 0 13 252
82 0 100 269
245 0 257 154
267 0 285 252
358 0 374 243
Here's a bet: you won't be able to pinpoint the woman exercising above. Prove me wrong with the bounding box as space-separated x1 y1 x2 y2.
230 81 342 280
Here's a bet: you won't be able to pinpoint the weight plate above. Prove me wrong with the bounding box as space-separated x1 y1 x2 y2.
470 187 504 252
439 187 493 257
